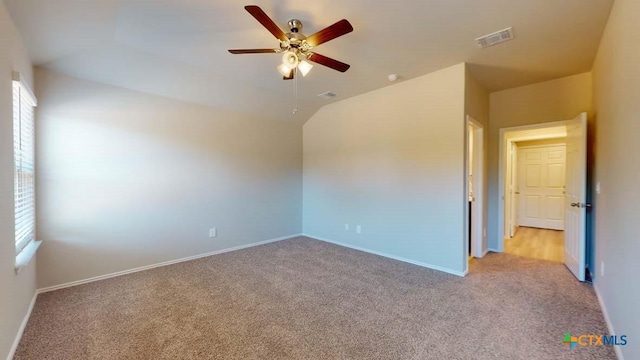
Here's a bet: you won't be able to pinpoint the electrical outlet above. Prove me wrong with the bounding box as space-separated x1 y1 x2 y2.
345 223 349 231
209 228 217 238
356 225 361 234
596 182 601 195
600 261 605 277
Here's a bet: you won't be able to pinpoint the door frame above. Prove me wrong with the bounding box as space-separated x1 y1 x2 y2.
507 142 519 237
465 116 485 263
497 120 570 252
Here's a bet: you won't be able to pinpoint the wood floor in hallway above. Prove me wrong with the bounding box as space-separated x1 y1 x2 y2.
504 226 564 262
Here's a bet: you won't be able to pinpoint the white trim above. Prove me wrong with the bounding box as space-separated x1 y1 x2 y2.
37 234 302 293
480 248 489 257
594 284 625 360
497 119 573 252
487 248 500 253
15 241 42 274
303 234 467 277
465 116 486 266
498 120 571 134
7 292 38 360
517 142 566 151
11 71 37 106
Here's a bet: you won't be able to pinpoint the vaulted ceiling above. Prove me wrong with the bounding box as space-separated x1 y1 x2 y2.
5 0 613 123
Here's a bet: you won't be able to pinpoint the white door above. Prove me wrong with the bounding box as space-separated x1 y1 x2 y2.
518 144 566 230
564 113 588 281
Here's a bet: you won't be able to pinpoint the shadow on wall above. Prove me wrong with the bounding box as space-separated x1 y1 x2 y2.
466 63 575 92
36 72 296 159
34 71 303 289
35 238 163 285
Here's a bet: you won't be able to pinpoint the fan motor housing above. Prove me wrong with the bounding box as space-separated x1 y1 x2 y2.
285 20 307 49
288 19 303 33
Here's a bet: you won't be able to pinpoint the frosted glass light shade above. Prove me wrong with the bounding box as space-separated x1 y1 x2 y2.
277 64 292 76
281 51 299 68
298 60 313 77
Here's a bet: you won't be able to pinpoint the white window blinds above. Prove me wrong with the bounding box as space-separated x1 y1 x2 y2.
13 74 37 255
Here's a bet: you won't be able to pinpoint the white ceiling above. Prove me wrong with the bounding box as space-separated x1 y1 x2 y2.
4 0 613 124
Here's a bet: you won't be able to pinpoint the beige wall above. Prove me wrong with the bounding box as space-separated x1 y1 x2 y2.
465 67 490 253
488 73 592 249
592 0 640 358
303 63 468 274
0 3 37 359
465 67 490 129
35 69 302 289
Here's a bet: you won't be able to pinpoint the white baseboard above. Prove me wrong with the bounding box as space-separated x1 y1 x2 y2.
303 234 466 277
481 248 489 257
7 292 38 360
487 247 500 253
38 234 302 294
594 283 624 360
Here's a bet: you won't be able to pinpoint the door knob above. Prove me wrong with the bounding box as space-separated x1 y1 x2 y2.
570 203 579 207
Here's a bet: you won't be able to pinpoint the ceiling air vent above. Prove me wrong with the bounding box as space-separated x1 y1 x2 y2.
476 27 515 48
318 91 337 99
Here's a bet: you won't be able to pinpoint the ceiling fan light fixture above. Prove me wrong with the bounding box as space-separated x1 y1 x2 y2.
229 7 353 79
281 51 299 68
298 60 313 77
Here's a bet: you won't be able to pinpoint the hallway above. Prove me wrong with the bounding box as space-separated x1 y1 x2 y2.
504 227 564 262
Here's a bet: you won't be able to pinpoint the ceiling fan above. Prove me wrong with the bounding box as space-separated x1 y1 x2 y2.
228 5 353 80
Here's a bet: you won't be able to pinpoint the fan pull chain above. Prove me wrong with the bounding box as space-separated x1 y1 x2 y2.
293 68 298 115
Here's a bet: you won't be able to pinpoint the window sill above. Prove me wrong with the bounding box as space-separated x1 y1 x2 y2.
15 240 42 274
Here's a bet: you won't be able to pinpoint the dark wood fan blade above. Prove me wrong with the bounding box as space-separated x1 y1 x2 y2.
306 19 353 47
307 53 350 72
283 68 295 80
228 49 278 54
244 5 287 41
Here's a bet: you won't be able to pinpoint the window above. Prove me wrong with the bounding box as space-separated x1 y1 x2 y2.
13 72 37 255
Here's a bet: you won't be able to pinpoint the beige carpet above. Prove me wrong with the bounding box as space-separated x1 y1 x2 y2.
15 237 615 359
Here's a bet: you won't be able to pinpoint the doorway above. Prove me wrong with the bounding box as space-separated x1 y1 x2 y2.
465 116 485 267
504 138 567 262
497 113 588 281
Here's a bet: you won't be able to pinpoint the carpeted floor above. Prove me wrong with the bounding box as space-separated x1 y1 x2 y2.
15 237 615 359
